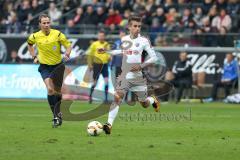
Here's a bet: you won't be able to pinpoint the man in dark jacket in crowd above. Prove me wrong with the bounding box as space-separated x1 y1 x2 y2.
171 51 192 103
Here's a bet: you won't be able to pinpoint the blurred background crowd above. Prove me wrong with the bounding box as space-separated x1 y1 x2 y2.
0 0 239 46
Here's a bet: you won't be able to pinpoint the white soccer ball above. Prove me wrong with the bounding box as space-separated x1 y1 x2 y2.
87 121 103 136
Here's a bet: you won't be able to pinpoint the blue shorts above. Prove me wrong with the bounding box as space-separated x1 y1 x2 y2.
38 62 65 88
93 63 109 80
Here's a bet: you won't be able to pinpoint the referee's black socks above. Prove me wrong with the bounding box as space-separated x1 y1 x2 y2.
54 94 62 118
47 94 62 118
47 95 55 116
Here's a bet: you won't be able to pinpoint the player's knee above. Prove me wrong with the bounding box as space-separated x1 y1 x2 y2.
114 94 122 104
47 87 55 95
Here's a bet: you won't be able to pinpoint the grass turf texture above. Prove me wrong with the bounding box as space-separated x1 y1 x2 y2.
0 100 239 160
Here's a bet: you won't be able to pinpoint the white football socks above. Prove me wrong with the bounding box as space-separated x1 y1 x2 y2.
146 96 155 105
107 102 119 126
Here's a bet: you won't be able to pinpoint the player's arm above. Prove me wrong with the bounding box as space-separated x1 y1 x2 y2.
140 38 157 69
27 33 38 63
59 32 72 61
105 42 112 62
172 61 178 74
87 43 95 69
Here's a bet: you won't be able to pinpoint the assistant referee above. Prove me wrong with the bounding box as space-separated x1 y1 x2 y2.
27 14 72 127
87 30 111 103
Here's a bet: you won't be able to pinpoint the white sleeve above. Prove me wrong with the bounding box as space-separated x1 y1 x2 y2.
141 39 157 68
108 49 122 55
172 61 178 73
108 37 124 55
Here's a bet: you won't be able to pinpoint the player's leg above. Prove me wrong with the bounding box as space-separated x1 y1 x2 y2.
211 80 223 100
133 78 160 112
89 63 102 103
44 78 56 115
51 63 65 126
103 91 125 134
176 82 184 103
103 75 128 134
43 78 62 127
102 64 109 103
139 96 160 112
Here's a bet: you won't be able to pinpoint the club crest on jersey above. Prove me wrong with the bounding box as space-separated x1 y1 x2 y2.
135 43 140 47
53 46 57 50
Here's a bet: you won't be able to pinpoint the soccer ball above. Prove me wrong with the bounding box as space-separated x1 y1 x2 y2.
87 121 103 136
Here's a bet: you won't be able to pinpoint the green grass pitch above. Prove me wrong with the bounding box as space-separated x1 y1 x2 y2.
0 100 240 160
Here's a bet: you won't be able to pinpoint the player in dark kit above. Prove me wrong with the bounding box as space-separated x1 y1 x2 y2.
27 14 72 127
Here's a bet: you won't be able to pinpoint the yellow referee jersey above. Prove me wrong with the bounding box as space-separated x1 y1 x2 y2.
27 29 71 65
87 40 110 65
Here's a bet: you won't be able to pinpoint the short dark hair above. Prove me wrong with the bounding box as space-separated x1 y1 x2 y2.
98 30 106 34
39 14 50 23
128 15 142 24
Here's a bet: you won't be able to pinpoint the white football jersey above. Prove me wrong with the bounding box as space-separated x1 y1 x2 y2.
120 34 157 79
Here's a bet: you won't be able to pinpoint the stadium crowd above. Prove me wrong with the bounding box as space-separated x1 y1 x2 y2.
0 0 239 46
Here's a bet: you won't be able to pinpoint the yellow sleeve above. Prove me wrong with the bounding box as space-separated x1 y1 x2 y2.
105 42 111 60
59 32 71 48
87 43 95 66
27 33 36 45
105 42 110 51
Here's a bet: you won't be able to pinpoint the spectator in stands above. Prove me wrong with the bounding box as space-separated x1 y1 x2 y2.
31 0 44 15
171 51 192 103
153 7 166 26
226 0 240 17
65 19 79 35
203 53 238 102
149 18 166 42
114 0 132 16
72 7 84 25
105 8 122 26
195 16 215 46
132 0 146 15
119 9 131 28
193 6 204 27
145 0 157 17
105 0 117 10
48 2 62 25
163 0 176 13
179 7 193 28
164 8 179 32
63 0 79 12
17 0 31 25
202 0 214 14
207 5 218 23
216 0 227 10
183 19 197 33
82 5 98 25
30 0 45 26
212 8 232 32
96 6 107 26
217 26 233 47
6 11 21 34
9 50 22 63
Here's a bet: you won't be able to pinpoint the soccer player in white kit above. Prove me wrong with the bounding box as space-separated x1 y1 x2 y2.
103 15 160 134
